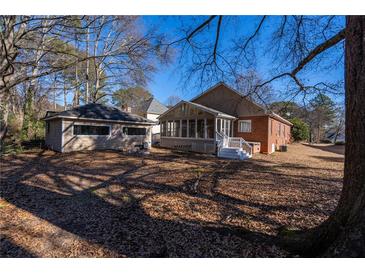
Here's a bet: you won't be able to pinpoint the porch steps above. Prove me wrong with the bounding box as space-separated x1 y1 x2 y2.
218 147 251 160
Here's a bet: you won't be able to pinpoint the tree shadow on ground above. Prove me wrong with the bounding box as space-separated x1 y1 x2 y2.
0 235 35 258
0 149 342 257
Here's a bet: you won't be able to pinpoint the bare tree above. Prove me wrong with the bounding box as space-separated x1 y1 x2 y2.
168 15 365 256
166 95 182 108
0 15 169 141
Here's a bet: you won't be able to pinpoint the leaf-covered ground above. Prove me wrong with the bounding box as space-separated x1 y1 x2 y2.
0 143 344 257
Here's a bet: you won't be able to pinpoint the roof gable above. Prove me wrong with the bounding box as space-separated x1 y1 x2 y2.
191 82 292 124
191 82 266 117
146 98 168 114
158 100 236 120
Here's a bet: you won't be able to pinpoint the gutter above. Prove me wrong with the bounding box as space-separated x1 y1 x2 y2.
43 115 156 125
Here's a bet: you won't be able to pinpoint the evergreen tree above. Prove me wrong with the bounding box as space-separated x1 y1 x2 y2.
309 94 336 143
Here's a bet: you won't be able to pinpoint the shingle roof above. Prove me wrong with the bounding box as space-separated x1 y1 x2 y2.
142 98 168 115
44 103 155 124
268 112 293 126
158 100 236 120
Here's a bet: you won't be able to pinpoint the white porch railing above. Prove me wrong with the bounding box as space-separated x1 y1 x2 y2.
216 131 253 158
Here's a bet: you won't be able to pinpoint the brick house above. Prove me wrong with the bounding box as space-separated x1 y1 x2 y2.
158 82 292 159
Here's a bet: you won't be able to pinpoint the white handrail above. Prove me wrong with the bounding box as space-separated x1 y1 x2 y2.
216 131 252 158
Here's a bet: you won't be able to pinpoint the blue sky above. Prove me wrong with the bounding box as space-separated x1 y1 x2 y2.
61 16 345 107
142 16 345 106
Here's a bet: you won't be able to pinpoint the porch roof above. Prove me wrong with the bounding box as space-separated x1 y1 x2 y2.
158 100 236 120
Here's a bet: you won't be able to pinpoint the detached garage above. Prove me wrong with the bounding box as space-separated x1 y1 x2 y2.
44 103 155 153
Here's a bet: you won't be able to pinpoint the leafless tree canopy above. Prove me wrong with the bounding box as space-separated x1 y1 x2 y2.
0 15 169 139
167 16 345 106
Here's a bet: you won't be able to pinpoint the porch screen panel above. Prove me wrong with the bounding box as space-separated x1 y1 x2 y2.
161 121 166 136
167 121 173 136
206 119 214 139
173 121 180 137
189 119 196 138
181 120 187 137
197 119 205 138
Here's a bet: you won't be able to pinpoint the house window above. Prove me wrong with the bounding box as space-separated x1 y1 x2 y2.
283 125 286 137
181 120 187 137
217 119 221 133
73 125 110 136
197 119 205 138
270 120 273 135
123 127 146 136
279 124 283 136
189 119 196 138
238 120 251 133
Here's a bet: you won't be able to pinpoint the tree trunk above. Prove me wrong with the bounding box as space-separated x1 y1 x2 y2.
21 18 49 140
54 88 57 111
85 21 90 104
0 99 10 143
63 83 67 110
74 62 79 107
333 119 343 144
280 15 365 257
21 86 35 140
322 15 365 257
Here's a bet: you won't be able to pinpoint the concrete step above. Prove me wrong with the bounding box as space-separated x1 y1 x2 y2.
218 147 250 160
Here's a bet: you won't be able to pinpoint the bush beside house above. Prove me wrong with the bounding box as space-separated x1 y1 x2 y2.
289 117 309 142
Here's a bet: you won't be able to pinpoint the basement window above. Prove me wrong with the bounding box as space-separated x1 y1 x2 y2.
73 125 110 136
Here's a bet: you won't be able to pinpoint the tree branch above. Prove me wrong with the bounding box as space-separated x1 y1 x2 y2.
213 16 222 63
254 28 346 94
292 28 345 75
240 16 266 53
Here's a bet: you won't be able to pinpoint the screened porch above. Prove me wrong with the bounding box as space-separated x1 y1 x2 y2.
158 101 236 153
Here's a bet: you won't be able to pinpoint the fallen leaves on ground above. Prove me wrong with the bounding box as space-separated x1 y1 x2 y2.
0 143 343 257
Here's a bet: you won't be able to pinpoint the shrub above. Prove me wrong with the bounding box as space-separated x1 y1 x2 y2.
289 117 310 141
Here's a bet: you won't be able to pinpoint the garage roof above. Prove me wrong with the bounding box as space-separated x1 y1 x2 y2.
44 103 155 124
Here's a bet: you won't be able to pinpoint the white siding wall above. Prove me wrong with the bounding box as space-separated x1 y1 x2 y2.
60 119 151 153
146 113 160 134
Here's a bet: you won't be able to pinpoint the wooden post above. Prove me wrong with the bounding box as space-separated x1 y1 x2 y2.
195 118 198 138
231 120 234 137
187 119 189 138
215 118 218 140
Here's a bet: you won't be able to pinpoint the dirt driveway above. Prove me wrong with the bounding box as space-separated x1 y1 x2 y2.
0 143 344 257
